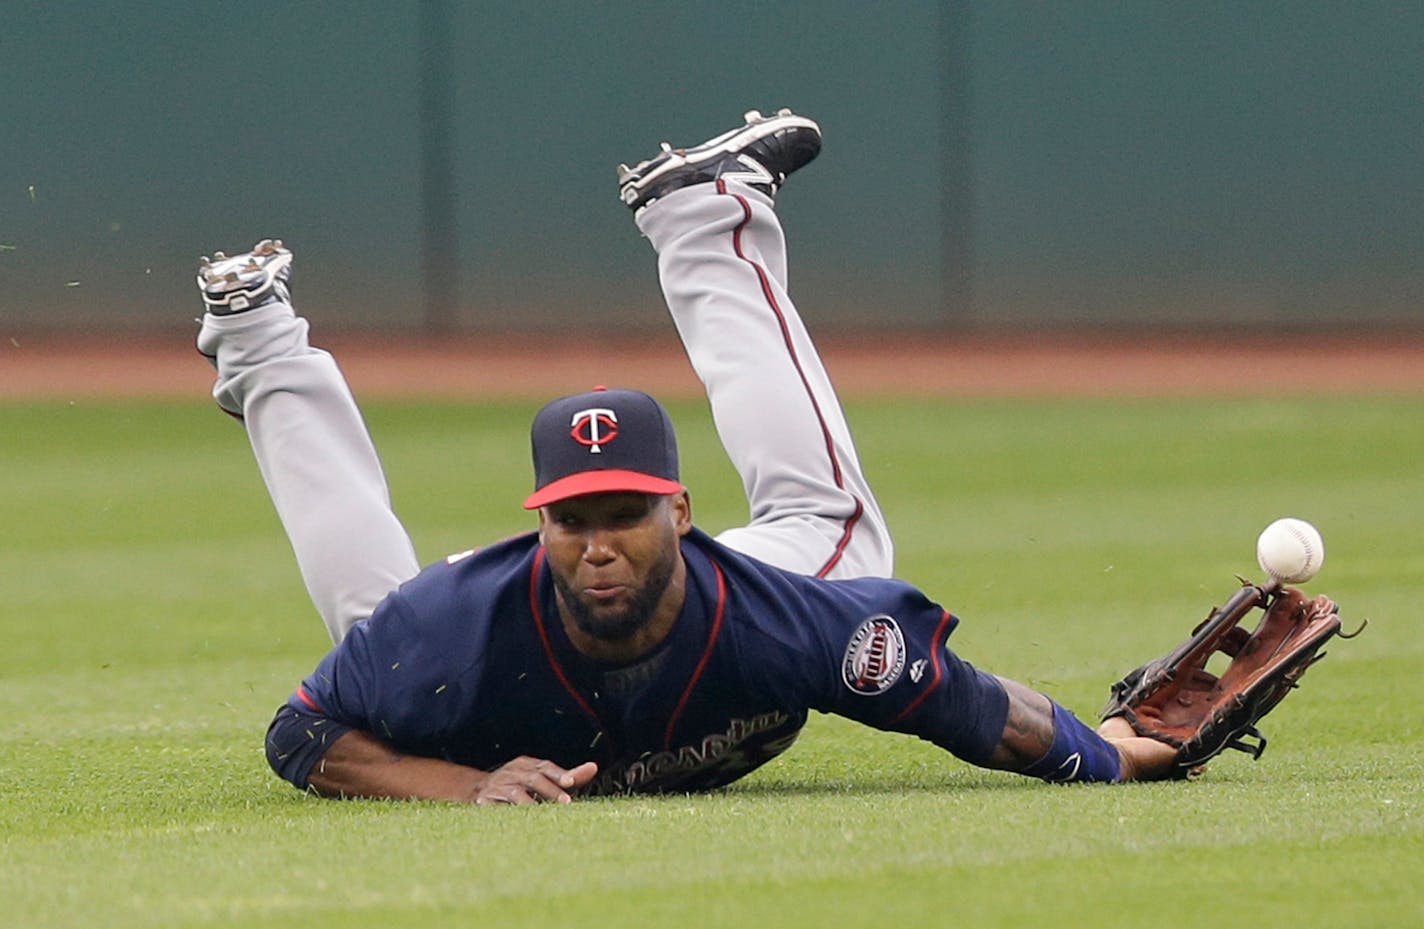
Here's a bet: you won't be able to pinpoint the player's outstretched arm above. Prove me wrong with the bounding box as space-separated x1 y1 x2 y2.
292 727 598 805
985 677 1177 782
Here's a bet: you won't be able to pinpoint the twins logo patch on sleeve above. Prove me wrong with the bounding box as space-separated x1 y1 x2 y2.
841 615 907 695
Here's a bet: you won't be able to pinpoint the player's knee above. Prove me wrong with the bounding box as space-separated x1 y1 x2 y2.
834 518 894 579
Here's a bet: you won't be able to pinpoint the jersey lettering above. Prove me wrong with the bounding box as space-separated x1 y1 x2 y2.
589 710 796 795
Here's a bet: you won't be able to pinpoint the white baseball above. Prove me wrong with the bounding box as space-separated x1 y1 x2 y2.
1256 518 1325 583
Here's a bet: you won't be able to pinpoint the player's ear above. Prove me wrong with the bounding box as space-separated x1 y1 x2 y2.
672 489 692 535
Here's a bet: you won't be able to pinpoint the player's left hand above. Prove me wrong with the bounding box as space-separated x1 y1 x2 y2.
1101 583 1353 779
1096 717 1180 781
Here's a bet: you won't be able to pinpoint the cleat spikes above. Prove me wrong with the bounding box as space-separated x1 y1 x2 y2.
195 238 294 316
616 108 821 215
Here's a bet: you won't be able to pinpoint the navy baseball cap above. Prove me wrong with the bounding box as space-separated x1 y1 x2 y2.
523 387 683 509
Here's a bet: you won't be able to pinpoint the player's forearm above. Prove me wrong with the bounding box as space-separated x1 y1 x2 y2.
306 729 487 802
985 675 1124 783
981 677 1056 769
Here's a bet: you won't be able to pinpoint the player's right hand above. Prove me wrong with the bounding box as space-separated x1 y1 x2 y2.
472 757 599 805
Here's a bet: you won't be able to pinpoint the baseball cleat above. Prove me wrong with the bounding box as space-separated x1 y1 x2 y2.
617 108 822 214
197 238 293 314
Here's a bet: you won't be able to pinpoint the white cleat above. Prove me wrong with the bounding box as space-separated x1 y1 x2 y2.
197 238 293 315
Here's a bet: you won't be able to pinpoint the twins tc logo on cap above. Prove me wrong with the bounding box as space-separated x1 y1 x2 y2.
570 407 618 453
841 615 907 695
523 387 683 509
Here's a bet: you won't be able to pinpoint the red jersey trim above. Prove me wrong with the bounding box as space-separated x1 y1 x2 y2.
528 548 603 730
889 610 955 725
295 685 322 712
664 558 728 749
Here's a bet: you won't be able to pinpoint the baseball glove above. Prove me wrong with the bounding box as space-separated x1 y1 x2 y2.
1102 582 1360 778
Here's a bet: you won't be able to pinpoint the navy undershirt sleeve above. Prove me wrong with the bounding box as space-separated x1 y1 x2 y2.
266 703 354 789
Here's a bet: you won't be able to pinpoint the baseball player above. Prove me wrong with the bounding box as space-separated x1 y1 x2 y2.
199 109 1178 802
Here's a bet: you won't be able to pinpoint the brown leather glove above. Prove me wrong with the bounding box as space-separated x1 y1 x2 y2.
1102 583 1356 778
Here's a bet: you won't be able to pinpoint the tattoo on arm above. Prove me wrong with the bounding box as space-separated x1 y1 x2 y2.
985 677 1056 771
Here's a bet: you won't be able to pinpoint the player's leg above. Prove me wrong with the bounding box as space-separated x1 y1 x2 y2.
196 241 419 642
618 110 893 579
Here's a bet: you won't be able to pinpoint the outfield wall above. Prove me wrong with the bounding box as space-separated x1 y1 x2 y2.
2 2 1419 333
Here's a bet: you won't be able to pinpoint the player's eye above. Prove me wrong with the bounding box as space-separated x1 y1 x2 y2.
546 508 582 530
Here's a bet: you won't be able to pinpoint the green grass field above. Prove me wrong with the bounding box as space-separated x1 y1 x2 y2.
2 394 1420 928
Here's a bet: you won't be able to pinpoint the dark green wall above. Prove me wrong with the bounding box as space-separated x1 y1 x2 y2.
970 3 1422 328
2 2 1419 332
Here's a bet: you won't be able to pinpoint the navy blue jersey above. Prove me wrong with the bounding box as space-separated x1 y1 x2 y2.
272 528 1009 796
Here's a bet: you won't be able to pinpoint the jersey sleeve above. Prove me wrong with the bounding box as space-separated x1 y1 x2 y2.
265 702 352 789
265 591 427 789
272 562 492 782
792 578 1010 765
287 590 418 732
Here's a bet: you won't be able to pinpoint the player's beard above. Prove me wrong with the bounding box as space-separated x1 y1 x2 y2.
551 548 679 643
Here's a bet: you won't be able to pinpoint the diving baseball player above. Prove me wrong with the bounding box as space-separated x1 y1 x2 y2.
198 109 1180 802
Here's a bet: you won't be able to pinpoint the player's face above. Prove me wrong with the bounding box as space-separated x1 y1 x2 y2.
538 491 692 645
